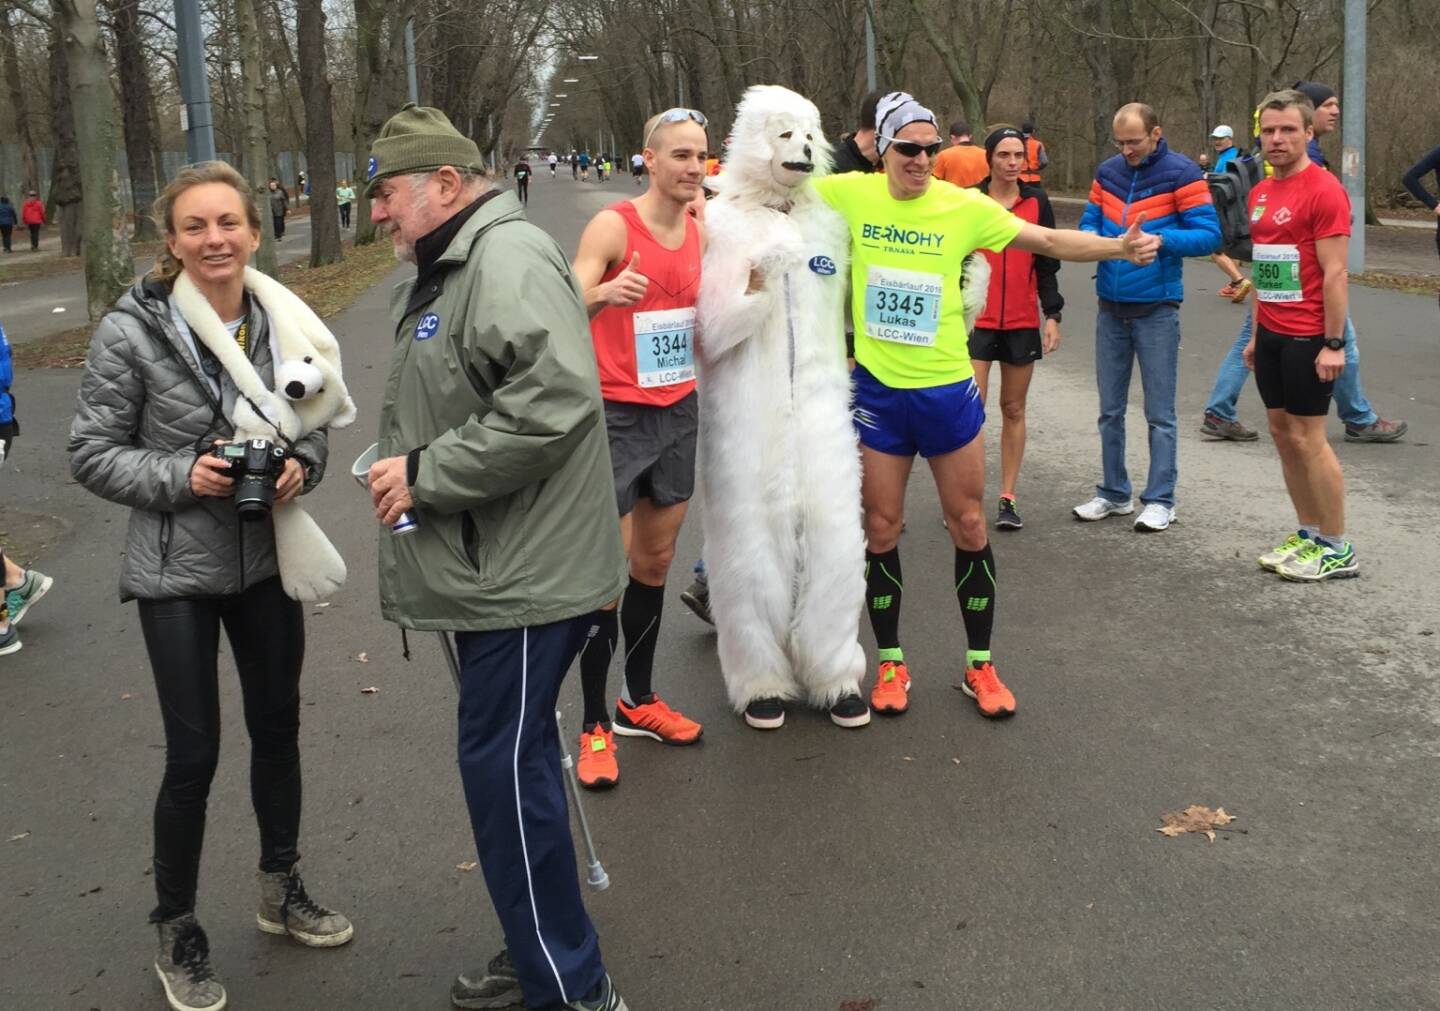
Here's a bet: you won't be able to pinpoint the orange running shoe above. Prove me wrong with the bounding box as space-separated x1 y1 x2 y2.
577 724 619 790
613 694 703 745
962 662 1016 718
870 660 911 715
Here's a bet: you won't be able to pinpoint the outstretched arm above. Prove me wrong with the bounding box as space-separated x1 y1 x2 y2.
1011 213 1160 265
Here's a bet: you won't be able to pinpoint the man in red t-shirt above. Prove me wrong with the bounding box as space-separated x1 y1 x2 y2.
1244 90 1357 582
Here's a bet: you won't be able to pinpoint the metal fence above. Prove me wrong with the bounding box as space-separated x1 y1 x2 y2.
0 144 357 214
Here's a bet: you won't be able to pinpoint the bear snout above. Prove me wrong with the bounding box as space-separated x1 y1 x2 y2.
803 143 812 161
285 380 307 399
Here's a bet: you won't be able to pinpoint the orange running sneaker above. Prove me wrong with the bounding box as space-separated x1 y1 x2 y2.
577 724 619 790
870 660 911 715
613 694 703 745
962 662 1016 718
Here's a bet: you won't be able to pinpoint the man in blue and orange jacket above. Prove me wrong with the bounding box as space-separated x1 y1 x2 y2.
1073 102 1220 534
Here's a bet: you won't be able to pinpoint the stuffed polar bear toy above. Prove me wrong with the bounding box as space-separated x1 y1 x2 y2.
172 265 358 601
696 84 867 719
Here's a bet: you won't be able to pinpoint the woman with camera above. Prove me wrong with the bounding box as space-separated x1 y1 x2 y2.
69 162 351 1011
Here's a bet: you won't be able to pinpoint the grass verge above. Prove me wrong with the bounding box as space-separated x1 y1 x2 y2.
1352 270 1440 296
14 239 399 369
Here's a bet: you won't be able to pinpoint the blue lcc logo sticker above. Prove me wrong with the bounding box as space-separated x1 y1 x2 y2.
808 255 837 276
367 155 378 181
414 312 441 341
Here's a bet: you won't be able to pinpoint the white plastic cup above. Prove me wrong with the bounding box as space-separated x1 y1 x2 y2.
352 442 419 535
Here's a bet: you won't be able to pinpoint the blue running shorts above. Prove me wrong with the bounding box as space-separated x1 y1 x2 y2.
851 363 986 458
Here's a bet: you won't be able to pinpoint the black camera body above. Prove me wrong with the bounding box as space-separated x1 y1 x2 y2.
212 439 288 520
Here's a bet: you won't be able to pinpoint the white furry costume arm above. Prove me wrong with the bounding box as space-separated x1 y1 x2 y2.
698 258 781 360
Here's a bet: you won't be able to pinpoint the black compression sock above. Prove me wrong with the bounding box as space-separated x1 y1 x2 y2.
620 578 664 702
578 609 618 728
865 548 904 651
954 544 997 655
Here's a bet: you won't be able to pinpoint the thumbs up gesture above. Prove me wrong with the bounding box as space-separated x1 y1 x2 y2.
603 251 649 307
1120 212 1162 265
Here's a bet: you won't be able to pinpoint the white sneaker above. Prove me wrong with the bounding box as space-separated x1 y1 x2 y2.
1072 496 1135 521
1134 503 1176 532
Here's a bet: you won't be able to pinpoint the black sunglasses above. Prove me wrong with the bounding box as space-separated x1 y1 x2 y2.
882 136 942 158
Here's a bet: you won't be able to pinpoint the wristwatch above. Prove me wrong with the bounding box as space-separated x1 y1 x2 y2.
1323 337 1344 350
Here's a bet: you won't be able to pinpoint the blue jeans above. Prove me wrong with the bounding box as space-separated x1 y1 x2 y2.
1095 305 1180 508
453 618 606 1008
1204 315 1375 426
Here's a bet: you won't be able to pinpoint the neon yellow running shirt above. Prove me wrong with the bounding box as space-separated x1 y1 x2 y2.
813 173 1023 388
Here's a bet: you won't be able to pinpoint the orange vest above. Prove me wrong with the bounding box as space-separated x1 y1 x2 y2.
1020 137 1045 182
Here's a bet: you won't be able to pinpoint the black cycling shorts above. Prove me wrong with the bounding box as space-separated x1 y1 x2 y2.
1253 324 1333 417
969 326 1042 365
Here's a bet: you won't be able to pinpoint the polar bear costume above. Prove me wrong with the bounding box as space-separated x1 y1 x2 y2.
696 85 866 715
171 265 358 601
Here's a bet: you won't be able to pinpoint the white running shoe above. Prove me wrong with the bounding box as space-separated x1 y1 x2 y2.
1072 496 1135 521
1134 503 1176 532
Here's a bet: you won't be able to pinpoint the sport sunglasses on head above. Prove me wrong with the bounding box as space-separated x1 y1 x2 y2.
881 135 942 158
644 108 709 149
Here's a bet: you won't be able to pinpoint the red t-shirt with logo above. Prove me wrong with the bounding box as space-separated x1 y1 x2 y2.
1247 162 1350 336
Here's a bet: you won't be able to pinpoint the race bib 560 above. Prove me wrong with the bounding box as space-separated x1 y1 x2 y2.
1252 244 1302 302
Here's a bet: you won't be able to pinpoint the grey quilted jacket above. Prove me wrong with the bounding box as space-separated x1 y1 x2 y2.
69 279 328 601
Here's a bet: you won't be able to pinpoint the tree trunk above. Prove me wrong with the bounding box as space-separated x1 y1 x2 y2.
0 4 39 192
350 0 392 246
108 0 159 240
56 0 134 318
236 0 278 275
1080 0 1121 168
1190 0 1221 150
48 22 84 257
907 0 984 132
297 0 343 265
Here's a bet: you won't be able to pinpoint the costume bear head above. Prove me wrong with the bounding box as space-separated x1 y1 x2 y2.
721 85 833 208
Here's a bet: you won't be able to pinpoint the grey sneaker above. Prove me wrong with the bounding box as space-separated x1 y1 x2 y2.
1344 418 1407 443
1200 413 1259 441
256 863 354 947
6 569 53 625
565 974 629 1011
452 949 524 1009
154 913 227 1011
1072 496 1134 521
0 623 21 656
679 575 714 626
1257 532 1309 572
1133 503 1176 532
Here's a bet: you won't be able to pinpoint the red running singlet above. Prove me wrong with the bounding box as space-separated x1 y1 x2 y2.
589 200 700 407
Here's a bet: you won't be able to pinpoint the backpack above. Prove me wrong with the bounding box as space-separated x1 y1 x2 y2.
1206 153 1264 260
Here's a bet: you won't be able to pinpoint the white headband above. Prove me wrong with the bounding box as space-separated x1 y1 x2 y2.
875 92 937 156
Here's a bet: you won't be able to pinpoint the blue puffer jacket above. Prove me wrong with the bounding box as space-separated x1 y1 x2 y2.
0 321 13 427
1080 138 1221 303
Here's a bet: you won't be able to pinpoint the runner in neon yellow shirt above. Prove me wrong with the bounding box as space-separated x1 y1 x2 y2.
810 91 1158 720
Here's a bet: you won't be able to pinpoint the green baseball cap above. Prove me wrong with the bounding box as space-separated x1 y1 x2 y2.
365 103 484 197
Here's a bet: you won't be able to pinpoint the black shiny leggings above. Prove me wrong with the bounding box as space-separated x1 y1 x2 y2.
137 576 305 922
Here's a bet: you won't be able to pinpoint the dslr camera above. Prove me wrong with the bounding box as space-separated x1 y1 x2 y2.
211 439 288 520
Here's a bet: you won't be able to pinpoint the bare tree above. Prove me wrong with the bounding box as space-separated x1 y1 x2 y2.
296 0 342 265
48 21 84 256
55 0 134 317
108 0 160 240
236 0 278 274
0 3 40 192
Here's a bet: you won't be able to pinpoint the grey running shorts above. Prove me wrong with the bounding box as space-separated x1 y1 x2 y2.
603 391 699 515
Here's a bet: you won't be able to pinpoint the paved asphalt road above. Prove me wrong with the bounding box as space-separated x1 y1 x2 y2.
0 215 320 345
2 169 1438 1011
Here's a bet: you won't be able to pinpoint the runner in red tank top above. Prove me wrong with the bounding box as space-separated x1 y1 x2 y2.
568 108 711 787
969 127 1064 534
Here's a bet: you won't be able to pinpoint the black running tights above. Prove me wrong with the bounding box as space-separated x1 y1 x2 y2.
137 576 305 922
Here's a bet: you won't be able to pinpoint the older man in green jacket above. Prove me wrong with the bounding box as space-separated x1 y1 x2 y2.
364 104 630 1011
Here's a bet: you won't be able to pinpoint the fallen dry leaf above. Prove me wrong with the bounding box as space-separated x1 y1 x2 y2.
8 831 30 842
1157 805 1237 843
119 693 132 700
355 652 370 663
360 686 379 695
902 756 913 762
456 861 478 872
315 602 331 608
